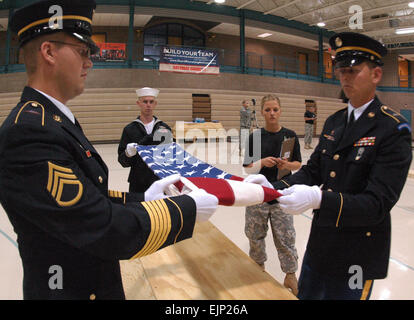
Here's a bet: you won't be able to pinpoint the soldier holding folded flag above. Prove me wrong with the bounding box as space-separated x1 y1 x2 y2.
245 32 412 300
0 0 218 300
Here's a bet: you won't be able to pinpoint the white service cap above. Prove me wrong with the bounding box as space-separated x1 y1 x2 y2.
136 87 159 98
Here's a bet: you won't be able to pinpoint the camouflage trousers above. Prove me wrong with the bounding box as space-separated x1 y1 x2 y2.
304 123 313 146
239 127 250 154
245 202 298 273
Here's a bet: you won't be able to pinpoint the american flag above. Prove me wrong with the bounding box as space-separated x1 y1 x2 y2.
137 143 281 206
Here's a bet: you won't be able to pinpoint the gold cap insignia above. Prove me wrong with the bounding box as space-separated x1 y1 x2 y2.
335 37 343 47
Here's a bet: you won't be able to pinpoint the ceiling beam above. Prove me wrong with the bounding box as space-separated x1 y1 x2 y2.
312 1 412 26
237 0 257 10
363 27 398 37
363 28 414 40
288 0 355 21
382 35 414 44
331 12 414 32
264 0 301 15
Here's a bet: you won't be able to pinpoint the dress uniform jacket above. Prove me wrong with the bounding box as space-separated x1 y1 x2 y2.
118 117 173 193
0 87 196 299
273 97 412 280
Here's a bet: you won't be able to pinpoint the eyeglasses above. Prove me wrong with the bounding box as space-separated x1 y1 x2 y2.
49 40 91 59
334 66 364 76
141 99 156 105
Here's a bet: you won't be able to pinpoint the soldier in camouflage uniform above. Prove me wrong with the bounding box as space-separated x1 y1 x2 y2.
243 94 302 296
240 100 255 155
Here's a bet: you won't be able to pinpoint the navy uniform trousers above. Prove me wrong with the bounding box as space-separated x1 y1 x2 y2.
0 87 197 300
273 97 412 300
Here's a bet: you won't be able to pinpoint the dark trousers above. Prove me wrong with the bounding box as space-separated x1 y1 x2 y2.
297 251 374 300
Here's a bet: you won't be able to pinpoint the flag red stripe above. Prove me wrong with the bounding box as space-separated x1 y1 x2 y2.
172 177 281 205
229 176 244 182
174 180 184 192
263 187 282 202
187 177 235 206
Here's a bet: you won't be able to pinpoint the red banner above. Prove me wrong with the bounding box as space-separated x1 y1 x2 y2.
93 43 126 61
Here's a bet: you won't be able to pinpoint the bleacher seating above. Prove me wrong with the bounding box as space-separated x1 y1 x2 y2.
0 88 346 143
209 90 346 136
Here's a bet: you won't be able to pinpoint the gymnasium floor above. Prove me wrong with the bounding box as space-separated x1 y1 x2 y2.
0 138 413 300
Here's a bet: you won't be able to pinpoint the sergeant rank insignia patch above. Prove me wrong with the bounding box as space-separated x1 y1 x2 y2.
47 162 83 207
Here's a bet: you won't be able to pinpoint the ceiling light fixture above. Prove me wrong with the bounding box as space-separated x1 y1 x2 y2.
409 2 414 8
317 22 326 27
214 0 226 4
257 33 272 38
395 27 414 34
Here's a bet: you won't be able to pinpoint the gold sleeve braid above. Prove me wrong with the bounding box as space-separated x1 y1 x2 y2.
335 193 344 228
280 180 290 187
108 190 125 201
130 199 172 259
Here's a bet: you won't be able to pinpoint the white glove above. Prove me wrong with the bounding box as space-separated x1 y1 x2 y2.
144 174 181 201
187 188 219 222
243 174 274 189
125 143 138 157
278 184 322 215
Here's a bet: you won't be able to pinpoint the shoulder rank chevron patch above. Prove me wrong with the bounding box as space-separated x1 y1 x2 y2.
47 162 83 207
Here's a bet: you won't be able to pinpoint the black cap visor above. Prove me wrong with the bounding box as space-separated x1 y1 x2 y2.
333 56 367 69
70 32 99 55
333 49 384 69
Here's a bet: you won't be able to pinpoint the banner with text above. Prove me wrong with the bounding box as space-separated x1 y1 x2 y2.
93 43 126 62
159 46 219 75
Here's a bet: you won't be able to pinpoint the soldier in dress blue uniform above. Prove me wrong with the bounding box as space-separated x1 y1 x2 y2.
0 0 218 300
245 32 412 299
